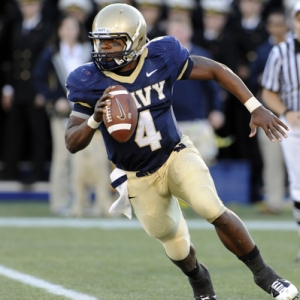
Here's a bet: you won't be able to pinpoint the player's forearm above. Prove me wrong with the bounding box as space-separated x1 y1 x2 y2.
210 63 253 104
65 119 96 153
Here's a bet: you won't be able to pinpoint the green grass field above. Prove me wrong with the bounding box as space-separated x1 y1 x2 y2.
0 202 299 300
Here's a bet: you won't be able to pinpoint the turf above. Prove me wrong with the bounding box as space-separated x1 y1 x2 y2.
0 228 299 300
0 202 298 300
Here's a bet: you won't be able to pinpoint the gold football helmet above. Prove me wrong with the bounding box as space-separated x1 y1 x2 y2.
89 3 147 71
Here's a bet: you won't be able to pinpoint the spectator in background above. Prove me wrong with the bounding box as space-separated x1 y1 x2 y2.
208 0 267 203
196 0 238 162
58 0 96 34
198 1 238 157
232 0 269 87
33 11 114 217
232 0 280 203
250 9 288 93
33 14 91 215
250 9 289 214
135 0 166 41
0 0 23 169
165 0 195 22
199 0 237 72
261 1 300 261
165 0 203 63
1 0 54 183
167 17 225 166
70 130 115 218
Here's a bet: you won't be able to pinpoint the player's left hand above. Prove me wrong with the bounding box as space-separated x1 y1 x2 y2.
249 106 289 142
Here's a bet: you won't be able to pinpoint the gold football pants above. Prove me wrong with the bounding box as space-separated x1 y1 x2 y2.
127 135 226 260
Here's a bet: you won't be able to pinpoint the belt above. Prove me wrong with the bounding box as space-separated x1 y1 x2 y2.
136 143 186 178
136 167 160 178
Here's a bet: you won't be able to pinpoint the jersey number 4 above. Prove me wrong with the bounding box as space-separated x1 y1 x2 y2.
135 110 162 151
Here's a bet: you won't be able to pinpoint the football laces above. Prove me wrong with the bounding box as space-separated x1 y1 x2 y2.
106 105 112 123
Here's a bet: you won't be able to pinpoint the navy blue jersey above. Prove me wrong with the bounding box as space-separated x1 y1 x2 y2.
66 36 193 171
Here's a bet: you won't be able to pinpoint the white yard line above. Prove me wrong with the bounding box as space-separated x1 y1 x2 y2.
0 218 296 230
0 265 99 300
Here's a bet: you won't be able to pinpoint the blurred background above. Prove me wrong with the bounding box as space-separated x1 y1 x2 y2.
0 0 296 216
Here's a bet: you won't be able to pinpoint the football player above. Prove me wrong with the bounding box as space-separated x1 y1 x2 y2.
65 3 299 300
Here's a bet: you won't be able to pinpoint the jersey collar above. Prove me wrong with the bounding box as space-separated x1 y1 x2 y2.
103 48 148 83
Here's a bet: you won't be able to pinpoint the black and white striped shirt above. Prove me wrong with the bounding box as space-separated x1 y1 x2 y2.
262 35 300 112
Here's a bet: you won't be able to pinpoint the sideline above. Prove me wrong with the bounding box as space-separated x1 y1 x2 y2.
0 218 296 230
0 265 99 300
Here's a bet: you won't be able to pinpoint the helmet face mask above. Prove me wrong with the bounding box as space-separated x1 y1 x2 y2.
89 32 135 71
89 4 147 71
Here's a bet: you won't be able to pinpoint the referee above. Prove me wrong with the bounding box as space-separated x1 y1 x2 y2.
262 1 300 262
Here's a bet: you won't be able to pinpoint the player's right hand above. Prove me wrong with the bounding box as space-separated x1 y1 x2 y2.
93 86 116 122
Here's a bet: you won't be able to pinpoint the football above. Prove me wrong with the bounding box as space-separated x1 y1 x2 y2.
103 85 138 143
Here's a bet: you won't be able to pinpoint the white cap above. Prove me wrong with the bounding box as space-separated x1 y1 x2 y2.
292 1 300 17
58 0 93 14
165 0 195 11
201 0 231 14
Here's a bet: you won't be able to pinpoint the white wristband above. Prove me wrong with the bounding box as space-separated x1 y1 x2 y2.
87 115 101 129
244 96 262 113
